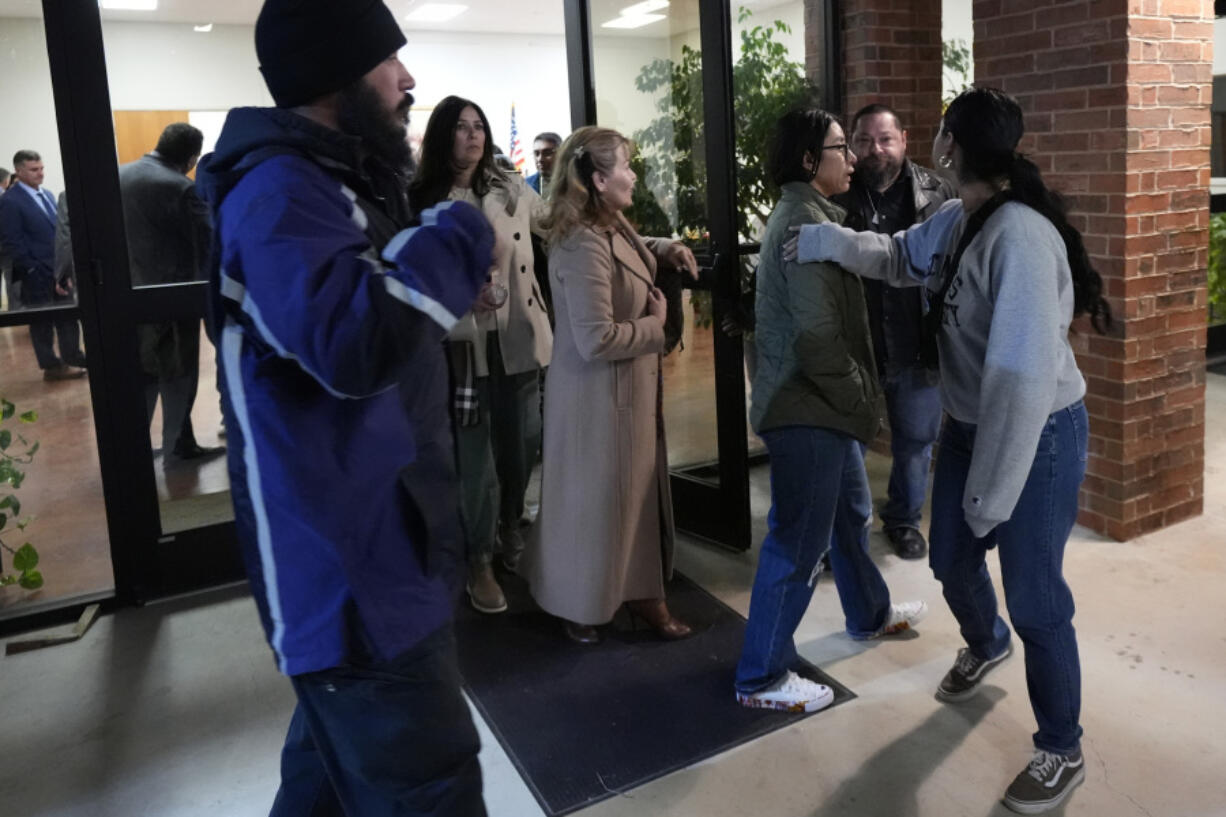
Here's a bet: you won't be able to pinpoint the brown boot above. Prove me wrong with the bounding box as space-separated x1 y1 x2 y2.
626 598 694 641
466 563 507 614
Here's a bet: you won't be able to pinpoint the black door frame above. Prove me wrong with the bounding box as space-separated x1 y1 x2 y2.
564 0 752 551
43 0 241 609
563 1 843 551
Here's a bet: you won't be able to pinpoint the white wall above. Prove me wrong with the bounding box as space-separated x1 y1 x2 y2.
1215 16 1226 76
943 0 975 96
0 18 576 192
0 18 65 192
401 30 570 160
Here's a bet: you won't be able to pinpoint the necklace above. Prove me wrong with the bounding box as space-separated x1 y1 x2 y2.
863 187 882 226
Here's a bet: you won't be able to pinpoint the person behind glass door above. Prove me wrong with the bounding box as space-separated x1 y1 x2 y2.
526 131 561 195
409 96 552 615
786 87 1112 814
0 149 87 379
196 0 494 812
835 103 955 561
118 122 225 464
734 109 929 715
528 131 563 324
522 126 699 645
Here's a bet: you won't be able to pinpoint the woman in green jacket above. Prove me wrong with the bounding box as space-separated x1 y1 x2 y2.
735 109 927 714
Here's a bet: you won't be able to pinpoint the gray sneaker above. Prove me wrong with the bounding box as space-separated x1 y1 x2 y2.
935 642 1013 702
1003 748 1085 814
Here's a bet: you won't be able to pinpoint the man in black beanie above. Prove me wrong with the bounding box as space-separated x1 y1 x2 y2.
196 1 493 814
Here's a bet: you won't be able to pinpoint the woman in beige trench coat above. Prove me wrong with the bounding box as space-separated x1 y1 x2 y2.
523 126 698 644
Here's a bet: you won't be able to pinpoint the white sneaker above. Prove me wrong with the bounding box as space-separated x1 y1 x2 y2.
855 600 928 640
736 671 834 713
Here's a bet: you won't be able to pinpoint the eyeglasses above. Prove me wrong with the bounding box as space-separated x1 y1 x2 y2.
852 136 898 150
821 143 851 159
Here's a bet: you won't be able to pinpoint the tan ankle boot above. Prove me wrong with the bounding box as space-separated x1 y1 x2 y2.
467 563 507 614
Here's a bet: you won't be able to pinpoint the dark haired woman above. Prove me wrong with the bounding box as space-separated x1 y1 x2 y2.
409 96 552 614
786 87 1111 814
733 108 928 716
522 126 698 644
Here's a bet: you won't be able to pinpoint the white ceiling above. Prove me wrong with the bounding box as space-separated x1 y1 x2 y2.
0 0 797 38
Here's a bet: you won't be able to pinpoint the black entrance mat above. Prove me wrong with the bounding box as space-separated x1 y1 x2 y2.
454 571 855 816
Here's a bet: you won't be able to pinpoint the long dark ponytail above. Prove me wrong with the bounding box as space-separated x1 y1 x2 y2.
944 88 1112 333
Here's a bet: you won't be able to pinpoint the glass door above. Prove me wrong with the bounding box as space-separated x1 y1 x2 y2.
42 1 243 603
0 3 116 620
585 0 752 549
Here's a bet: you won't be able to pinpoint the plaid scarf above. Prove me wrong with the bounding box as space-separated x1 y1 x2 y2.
446 340 480 427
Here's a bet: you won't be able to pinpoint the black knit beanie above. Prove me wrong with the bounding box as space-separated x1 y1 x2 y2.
255 0 407 108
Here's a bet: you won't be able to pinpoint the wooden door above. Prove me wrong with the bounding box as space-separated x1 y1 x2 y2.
112 110 191 175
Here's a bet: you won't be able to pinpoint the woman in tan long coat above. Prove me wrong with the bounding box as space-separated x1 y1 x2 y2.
523 126 698 644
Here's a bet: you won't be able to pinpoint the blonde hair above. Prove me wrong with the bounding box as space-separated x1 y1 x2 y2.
544 126 631 245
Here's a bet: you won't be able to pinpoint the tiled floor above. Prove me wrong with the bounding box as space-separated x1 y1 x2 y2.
1 375 1223 817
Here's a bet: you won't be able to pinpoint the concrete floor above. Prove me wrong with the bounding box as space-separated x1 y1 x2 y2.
1 375 1223 817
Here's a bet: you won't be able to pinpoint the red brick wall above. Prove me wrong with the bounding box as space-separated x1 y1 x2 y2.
973 0 1210 540
806 0 943 161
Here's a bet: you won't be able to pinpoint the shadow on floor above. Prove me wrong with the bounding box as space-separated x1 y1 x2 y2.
807 686 1008 817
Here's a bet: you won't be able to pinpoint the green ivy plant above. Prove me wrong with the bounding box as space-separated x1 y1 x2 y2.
0 398 43 590
1208 212 1226 326
628 7 820 326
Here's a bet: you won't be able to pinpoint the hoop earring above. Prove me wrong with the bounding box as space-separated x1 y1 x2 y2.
938 154 953 170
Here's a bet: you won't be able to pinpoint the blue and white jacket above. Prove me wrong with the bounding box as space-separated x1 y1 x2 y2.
196 107 492 676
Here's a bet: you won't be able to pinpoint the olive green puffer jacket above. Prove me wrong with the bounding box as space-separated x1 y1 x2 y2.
750 181 883 443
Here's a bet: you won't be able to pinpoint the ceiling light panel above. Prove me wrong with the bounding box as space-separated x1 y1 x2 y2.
601 13 666 29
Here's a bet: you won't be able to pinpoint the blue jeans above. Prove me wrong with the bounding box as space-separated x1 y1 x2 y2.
271 626 486 817
929 401 1088 754
880 367 943 531
736 426 892 693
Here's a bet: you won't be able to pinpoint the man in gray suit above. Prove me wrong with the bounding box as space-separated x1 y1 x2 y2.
120 122 223 462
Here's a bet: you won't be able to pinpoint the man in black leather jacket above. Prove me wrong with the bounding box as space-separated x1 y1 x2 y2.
833 103 955 561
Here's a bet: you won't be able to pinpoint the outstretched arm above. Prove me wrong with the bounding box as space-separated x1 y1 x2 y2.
785 198 965 288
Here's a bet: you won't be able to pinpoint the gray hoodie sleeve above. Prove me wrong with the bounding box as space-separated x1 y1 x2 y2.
795 198 964 288
961 229 1069 537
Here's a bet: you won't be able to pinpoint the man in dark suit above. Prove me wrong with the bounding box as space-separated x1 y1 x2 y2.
118 123 223 462
524 131 560 195
0 150 86 379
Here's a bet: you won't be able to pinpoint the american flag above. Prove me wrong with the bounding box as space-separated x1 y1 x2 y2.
508 103 527 174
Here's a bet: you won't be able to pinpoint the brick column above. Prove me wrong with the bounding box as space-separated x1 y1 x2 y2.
973 0 1211 539
833 0 943 161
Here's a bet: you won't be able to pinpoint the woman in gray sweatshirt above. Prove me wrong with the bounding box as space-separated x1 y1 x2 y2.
788 88 1112 816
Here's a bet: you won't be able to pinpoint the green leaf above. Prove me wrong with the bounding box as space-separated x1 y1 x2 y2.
0 430 10 451
0 575 16 586
13 543 38 571
0 494 14 513
19 410 37 423
0 513 6 531
16 517 31 531
1 400 13 420
18 569 43 590
27 441 39 457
